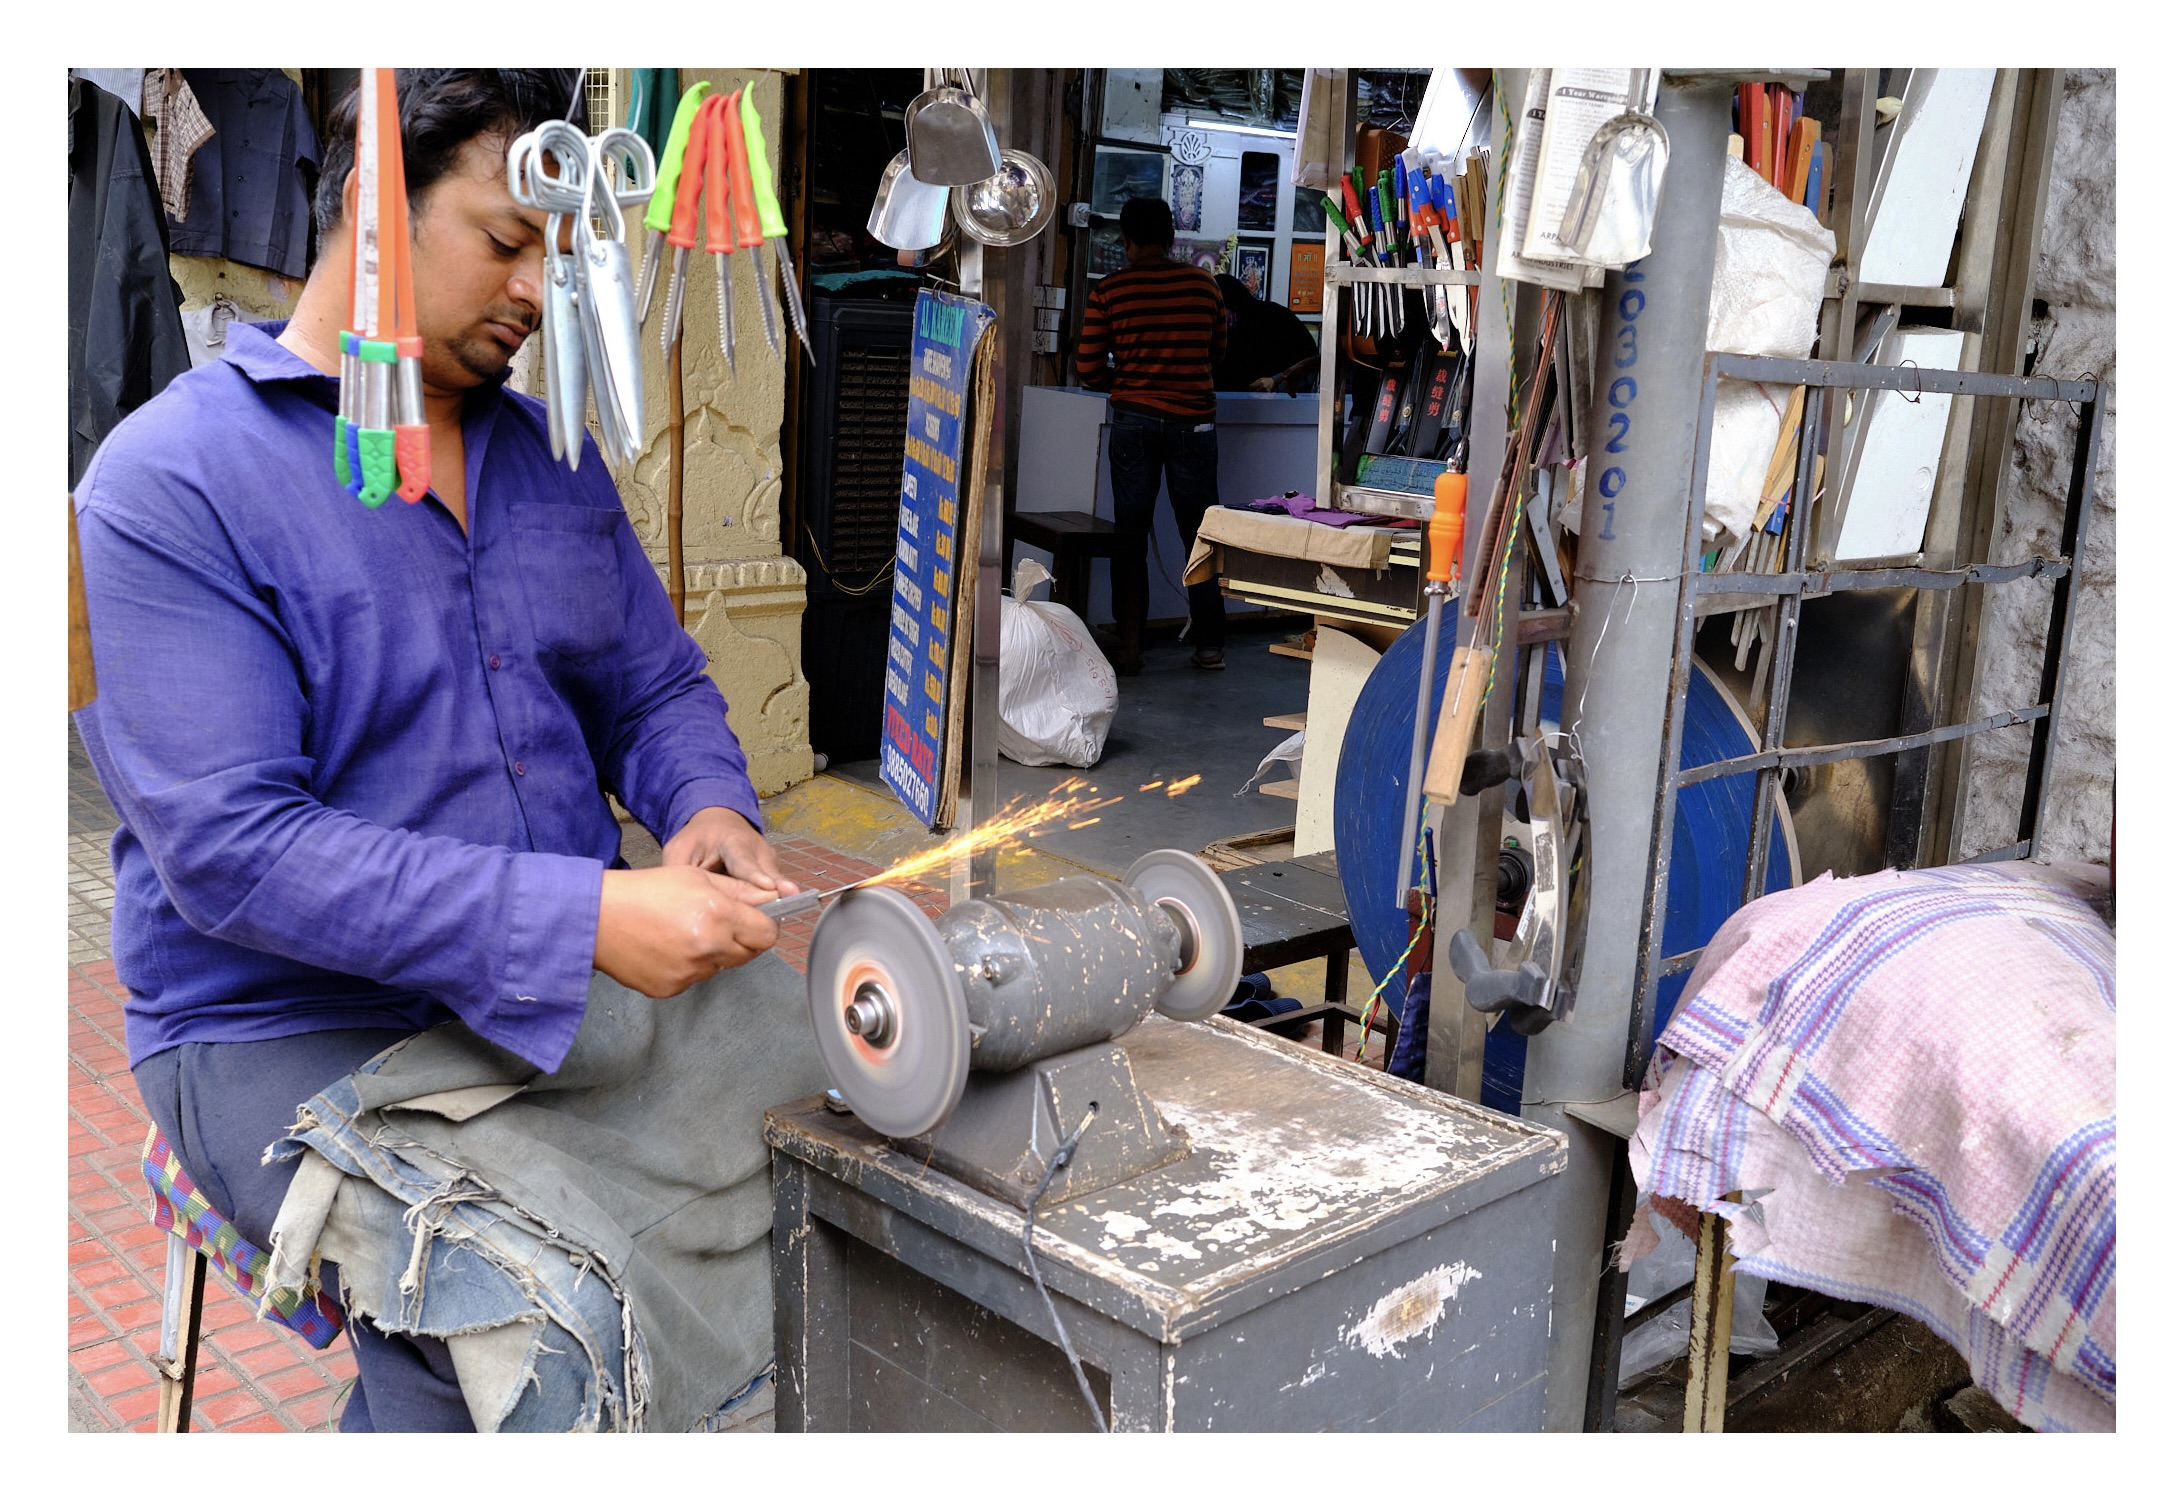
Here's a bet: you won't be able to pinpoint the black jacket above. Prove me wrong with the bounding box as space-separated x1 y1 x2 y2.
69 77 191 489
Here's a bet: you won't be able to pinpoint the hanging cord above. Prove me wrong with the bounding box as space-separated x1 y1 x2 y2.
800 518 898 597
1355 817 1436 1063
1022 1103 1107 1432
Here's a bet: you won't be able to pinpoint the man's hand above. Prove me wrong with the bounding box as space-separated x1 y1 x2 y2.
660 806 799 899
1249 375 1279 392
594 865 780 997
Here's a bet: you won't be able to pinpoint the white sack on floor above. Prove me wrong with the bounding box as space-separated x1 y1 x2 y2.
997 559 1118 769
1702 159 1835 541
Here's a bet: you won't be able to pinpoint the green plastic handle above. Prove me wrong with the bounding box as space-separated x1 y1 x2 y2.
644 81 715 234
739 86 788 240
358 428 395 508
334 417 352 488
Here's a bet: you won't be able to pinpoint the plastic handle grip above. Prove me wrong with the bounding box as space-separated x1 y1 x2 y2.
646 81 714 234
1340 175 1364 227
344 422 364 497
394 426 431 503
720 90 763 251
669 98 711 251
1428 470 1467 585
358 428 395 508
700 97 735 253
334 418 353 488
739 88 788 239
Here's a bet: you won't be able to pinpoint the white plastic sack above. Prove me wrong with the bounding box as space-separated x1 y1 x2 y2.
997 559 1118 769
1617 1205 1778 1389
1701 159 1836 542
1237 730 1305 796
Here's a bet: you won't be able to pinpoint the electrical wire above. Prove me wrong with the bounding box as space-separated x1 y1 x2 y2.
1022 1104 1108 1432
1354 802 1434 1063
800 518 897 598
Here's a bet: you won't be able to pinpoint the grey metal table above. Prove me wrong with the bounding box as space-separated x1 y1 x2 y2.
768 1015 1566 1432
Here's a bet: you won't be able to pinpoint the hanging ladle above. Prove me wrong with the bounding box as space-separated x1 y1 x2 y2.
905 67 1003 187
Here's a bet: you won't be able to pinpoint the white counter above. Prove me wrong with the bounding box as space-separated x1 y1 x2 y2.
1014 386 1323 627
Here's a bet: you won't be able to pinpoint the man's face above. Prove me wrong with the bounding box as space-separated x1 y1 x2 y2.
406 132 548 391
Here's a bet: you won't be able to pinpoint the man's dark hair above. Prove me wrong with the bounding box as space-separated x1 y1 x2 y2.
312 69 584 239
1118 197 1175 250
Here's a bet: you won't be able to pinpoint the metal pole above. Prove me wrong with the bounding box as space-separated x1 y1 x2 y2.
1520 74 1733 1431
952 68 1009 904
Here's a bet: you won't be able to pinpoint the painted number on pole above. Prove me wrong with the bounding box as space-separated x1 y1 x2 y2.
1598 270 1644 541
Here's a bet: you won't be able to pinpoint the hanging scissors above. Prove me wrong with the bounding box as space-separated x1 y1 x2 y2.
508 121 594 467
506 122 655 469
574 126 656 465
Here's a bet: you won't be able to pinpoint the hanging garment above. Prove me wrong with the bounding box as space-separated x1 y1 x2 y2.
142 68 216 223
165 68 320 278
69 68 145 116
68 77 191 488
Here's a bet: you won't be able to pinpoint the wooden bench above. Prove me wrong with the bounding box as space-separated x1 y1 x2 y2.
1005 510 1121 624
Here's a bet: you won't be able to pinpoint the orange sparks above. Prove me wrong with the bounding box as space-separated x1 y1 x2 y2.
1138 780 1165 792
856 778 1121 891
1165 774 1203 798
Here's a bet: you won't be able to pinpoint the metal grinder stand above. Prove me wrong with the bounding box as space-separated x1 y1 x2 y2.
768 850 1567 1431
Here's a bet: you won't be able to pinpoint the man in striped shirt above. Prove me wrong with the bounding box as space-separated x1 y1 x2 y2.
1075 198 1229 673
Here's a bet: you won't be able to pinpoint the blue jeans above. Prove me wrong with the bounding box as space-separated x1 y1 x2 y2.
1107 407 1226 652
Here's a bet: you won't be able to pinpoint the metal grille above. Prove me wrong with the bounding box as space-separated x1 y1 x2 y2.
825 344 916 577
1628 354 2104 1088
583 69 616 133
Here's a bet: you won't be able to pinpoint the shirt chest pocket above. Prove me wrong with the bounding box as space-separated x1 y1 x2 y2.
508 502 628 662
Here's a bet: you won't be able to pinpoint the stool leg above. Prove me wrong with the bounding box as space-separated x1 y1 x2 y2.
155 1237 206 1433
1682 1206 1738 1432
1319 951 1349 1055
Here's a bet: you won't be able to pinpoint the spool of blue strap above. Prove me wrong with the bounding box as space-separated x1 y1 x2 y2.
1333 618 1797 1114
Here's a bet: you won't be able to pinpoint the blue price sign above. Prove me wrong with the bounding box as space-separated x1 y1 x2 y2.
880 288 995 829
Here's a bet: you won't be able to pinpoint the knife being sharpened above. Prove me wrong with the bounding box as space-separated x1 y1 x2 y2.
755 881 864 921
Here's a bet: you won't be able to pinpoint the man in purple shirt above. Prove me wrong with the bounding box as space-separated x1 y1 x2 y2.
74 71 801 1429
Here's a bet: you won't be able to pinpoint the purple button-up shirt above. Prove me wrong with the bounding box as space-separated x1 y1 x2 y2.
74 322 762 1073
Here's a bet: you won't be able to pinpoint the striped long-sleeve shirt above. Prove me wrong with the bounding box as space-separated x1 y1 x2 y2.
1074 260 1228 421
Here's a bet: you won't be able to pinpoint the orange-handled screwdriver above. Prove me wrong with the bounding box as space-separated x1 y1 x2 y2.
1397 466 1469 907
660 94 711 359
1427 469 1466 585
720 88 781 358
699 94 739 372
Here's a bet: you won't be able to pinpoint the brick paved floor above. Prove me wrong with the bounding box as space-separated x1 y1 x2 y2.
63 722 939 1434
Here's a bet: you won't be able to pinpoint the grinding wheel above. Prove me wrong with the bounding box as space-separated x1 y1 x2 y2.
1126 849 1244 1022
806 885 969 1139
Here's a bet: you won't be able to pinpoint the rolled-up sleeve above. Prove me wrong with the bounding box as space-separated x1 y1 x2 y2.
77 494 597 1072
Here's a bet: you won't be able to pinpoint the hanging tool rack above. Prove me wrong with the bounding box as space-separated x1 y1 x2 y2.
1308 70 1490 533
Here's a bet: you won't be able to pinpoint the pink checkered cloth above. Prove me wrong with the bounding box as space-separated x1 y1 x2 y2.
1621 861 2115 1432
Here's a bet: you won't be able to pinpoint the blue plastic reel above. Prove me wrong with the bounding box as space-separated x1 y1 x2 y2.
1333 616 1796 1115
